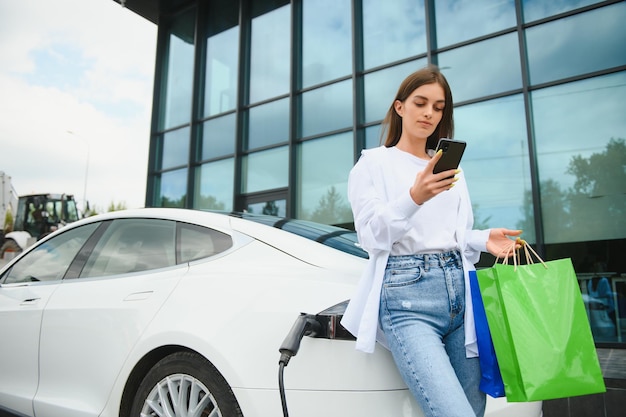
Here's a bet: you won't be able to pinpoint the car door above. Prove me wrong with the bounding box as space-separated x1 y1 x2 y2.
0 223 99 416
33 218 188 417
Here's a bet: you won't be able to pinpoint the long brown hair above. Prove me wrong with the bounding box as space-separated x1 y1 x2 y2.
381 66 454 151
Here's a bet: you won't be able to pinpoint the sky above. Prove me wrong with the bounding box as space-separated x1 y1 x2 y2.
0 0 157 213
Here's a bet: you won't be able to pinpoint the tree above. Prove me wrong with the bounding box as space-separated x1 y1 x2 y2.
309 186 353 225
566 138 625 240
107 201 127 212
195 194 225 211
516 138 625 243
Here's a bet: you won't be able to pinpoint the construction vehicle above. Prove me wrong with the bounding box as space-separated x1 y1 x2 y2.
1 180 80 259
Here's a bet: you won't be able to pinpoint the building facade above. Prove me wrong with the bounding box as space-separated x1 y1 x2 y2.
122 0 626 346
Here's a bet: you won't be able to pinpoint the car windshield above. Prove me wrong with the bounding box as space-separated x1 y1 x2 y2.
226 212 368 259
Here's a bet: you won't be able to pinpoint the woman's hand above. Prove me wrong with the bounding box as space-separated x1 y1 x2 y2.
409 150 458 205
486 228 523 257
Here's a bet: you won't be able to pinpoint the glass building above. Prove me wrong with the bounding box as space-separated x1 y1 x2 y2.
120 0 626 346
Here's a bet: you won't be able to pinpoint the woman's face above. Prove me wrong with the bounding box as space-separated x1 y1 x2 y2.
394 82 445 142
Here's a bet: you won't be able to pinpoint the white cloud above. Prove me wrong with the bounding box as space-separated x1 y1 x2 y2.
0 0 156 212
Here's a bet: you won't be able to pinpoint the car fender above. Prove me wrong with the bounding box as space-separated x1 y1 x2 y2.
3 231 31 250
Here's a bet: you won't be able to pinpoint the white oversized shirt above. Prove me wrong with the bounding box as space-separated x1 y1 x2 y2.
340 145 490 356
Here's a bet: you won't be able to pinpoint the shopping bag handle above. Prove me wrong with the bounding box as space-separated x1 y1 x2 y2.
521 240 547 268
494 239 547 270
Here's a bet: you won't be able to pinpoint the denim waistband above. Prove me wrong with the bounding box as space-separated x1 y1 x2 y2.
387 250 463 270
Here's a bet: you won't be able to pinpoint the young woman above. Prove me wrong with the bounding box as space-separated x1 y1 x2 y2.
341 66 521 417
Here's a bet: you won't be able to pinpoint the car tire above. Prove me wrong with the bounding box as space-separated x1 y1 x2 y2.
130 351 243 417
0 239 21 259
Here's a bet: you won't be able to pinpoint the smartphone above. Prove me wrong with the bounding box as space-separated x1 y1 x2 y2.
433 139 466 176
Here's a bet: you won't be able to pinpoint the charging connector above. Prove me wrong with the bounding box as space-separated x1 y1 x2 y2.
279 313 321 366
278 313 322 417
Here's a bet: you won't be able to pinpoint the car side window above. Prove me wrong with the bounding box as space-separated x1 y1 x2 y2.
1 223 99 284
177 222 233 263
80 218 176 277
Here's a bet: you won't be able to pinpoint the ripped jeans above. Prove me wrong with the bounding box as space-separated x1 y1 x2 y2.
379 251 485 417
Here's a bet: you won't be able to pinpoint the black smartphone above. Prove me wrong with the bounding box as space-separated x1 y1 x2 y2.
433 139 466 175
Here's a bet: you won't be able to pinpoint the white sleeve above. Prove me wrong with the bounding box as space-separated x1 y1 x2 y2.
348 152 421 254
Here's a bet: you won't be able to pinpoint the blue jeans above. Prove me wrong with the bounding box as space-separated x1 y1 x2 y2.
379 251 486 417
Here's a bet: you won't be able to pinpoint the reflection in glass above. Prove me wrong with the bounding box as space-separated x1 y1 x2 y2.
525 3 626 86
200 114 235 160
204 0 239 117
522 0 602 22
300 80 353 138
157 169 188 208
434 0 515 47
247 98 289 150
362 0 426 70
297 132 353 225
365 124 382 149
454 95 533 241
249 4 290 103
194 159 234 211
532 72 626 244
160 8 195 130
161 127 190 170
302 0 352 87
247 200 287 217
364 59 426 123
438 34 521 103
242 146 289 193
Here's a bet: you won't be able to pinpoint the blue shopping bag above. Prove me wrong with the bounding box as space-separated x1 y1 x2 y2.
469 269 505 398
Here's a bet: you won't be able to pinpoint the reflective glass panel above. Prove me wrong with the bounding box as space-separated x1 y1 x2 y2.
438 34 522 103
200 114 235 160
159 8 195 130
246 200 287 217
525 3 626 86
365 124 382 149
434 0 516 47
300 80 353 138
362 0 426 70
454 95 534 241
247 98 289 150
522 0 603 22
302 0 352 87
297 132 353 225
364 59 426 123
241 146 289 193
531 72 626 244
2 223 98 284
194 158 234 211
204 0 239 117
157 168 187 208
161 127 190 169
249 4 290 103
81 219 176 277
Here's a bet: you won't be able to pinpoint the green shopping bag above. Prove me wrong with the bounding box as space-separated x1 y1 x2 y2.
476 243 605 402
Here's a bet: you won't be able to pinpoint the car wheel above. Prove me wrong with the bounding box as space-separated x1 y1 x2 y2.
0 239 21 258
130 351 243 417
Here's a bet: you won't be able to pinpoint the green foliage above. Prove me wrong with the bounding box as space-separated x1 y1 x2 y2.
517 138 625 241
309 186 353 225
3 209 13 232
107 201 128 212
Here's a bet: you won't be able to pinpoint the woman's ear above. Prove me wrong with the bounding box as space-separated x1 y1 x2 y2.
393 99 403 117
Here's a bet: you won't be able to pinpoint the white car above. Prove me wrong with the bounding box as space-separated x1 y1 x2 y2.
0 208 542 417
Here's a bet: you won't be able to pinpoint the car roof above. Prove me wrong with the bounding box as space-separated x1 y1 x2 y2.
59 208 367 273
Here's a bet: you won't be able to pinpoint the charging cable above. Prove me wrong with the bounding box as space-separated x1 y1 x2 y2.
278 313 322 417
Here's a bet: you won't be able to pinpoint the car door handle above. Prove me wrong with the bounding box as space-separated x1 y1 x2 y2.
124 291 154 301
20 298 41 305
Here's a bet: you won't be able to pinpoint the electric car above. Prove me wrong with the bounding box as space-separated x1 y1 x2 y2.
0 208 543 417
